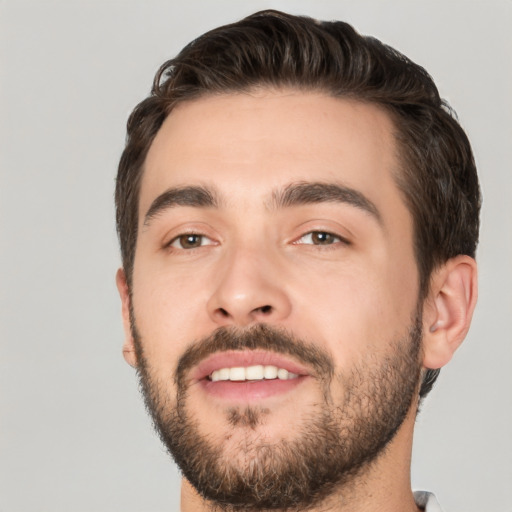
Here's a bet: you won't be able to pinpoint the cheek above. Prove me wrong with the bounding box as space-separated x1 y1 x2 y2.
288 250 419 360
130 263 209 367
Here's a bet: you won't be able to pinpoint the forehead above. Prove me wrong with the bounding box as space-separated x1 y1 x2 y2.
141 89 405 222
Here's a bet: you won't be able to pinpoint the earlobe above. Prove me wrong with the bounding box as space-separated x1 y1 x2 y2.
115 268 138 368
422 255 478 370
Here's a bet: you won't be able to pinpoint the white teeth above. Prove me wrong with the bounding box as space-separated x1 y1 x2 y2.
209 364 299 382
245 365 264 380
277 368 289 380
263 365 278 379
218 368 230 380
229 367 246 381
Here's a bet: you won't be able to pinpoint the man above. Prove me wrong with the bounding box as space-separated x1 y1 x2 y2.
115 10 480 512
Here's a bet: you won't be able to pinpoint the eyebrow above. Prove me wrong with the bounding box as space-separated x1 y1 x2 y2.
270 181 382 223
143 181 382 227
143 185 219 226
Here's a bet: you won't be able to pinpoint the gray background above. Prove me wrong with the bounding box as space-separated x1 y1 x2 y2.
1 1 511 511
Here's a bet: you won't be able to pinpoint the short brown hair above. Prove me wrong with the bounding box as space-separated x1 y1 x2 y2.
115 10 480 397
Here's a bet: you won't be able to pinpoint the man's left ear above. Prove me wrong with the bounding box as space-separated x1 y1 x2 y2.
422 255 478 370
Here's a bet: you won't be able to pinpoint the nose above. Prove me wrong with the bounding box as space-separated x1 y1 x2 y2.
206 246 292 327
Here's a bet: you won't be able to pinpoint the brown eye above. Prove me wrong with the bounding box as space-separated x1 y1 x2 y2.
297 231 342 245
169 234 213 249
310 232 337 245
179 234 203 248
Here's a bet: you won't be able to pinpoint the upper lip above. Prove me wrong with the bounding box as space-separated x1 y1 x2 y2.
192 350 312 381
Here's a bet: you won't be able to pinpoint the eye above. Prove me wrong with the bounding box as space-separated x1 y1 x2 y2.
168 233 215 250
295 231 345 246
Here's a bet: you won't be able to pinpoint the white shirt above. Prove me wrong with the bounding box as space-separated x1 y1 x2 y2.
414 491 443 512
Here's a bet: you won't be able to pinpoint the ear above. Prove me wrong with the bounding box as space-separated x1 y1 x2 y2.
422 255 478 370
115 268 138 368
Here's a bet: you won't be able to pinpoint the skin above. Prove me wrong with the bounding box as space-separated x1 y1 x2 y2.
117 89 478 512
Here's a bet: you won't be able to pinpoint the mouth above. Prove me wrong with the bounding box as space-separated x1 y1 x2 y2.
193 350 311 402
210 364 299 382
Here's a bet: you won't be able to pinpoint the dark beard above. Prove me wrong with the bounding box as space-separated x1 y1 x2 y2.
132 320 422 511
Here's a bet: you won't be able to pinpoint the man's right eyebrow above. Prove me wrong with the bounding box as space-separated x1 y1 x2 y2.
143 185 219 227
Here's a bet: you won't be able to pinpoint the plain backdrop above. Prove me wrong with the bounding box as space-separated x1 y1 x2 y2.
1 1 511 511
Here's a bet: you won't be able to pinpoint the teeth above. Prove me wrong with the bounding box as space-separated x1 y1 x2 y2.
229 367 246 381
218 368 230 380
209 365 299 382
277 368 288 380
245 365 264 380
263 365 278 379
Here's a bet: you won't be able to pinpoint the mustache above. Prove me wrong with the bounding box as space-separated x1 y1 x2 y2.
175 323 335 388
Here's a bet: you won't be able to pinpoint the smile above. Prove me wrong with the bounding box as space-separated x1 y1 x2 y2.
210 365 299 382
193 350 310 402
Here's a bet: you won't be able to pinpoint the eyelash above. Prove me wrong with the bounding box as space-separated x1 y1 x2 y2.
294 231 350 247
165 232 216 251
165 230 349 252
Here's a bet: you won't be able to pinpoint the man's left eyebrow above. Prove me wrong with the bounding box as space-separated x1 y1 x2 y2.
143 185 219 227
270 181 382 223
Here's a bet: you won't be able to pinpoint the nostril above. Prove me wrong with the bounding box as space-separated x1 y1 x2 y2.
218 308 230 317
258 305 272 314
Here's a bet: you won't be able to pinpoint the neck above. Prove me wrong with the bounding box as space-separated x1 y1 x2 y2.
180 404 421 512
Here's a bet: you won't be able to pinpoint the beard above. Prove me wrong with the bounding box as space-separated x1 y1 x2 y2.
131 316 422 511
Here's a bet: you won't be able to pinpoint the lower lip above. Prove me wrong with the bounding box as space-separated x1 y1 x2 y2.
200 376 307 401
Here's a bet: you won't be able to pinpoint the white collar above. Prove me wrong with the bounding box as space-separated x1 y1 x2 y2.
414 491 443 512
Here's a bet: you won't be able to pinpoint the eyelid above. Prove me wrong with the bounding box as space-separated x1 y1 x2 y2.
169 233 215 248
293 230 351 246
163 227 219 251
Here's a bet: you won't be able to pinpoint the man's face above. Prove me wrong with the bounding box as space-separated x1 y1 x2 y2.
122 90 423 509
